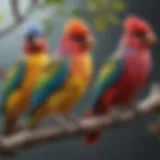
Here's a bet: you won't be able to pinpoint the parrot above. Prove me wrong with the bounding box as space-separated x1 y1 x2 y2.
83 15 157 146
27 18 95 129
1 22 50 135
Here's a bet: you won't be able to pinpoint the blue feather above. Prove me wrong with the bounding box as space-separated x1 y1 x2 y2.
28 60 70 115
0 62 26 113
25 20 43 37
94 56 124 101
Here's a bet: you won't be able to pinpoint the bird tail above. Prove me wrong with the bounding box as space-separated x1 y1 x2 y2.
83 110 103 147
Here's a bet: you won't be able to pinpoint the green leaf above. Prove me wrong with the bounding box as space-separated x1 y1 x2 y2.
107 13 120 24
87 0 107 12
55 5 65 16
72 7 81 16
43 0 64 5
110 1 126 12
42 17 54 36
94 14 108 31
0 13 4 22
87 2 98 12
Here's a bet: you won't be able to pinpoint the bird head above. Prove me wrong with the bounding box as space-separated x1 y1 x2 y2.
123 15 157 49
61 18 95 55
23 22 48 55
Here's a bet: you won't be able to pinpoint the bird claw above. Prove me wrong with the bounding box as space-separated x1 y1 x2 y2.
14 119 26 132
54 113 82 132
64 113 82 129
54 115 70 132
65 113 80 122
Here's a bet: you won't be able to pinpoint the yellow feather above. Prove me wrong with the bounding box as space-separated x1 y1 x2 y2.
99 60 116 78
29 54 93 128
6 53 50 117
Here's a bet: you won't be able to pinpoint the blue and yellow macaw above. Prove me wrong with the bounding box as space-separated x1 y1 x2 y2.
1 22 50 135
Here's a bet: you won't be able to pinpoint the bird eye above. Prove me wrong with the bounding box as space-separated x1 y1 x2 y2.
70 35 85 42
133 30 145 38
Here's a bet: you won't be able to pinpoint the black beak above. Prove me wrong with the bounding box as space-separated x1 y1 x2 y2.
70 34 95 49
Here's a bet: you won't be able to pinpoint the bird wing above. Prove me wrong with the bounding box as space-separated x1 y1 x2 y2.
28 59 70 115
1 61 26 112
94 54 124 101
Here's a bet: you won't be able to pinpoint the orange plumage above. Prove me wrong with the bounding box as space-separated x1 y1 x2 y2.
28 18 95 129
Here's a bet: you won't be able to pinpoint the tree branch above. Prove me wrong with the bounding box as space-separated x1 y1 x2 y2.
11 0 21 21
0 0 38 39
0 0 40 79
0 83 159 154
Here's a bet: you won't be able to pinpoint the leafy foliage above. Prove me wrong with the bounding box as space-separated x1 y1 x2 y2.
42 17 54 36
71 7 81 17
88 0 126 31
42 0 65 5
94 14 108 31
39 0 127 34
0 13 4 22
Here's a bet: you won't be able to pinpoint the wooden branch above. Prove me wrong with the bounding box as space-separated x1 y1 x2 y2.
0 0 40 79
0 83 159 154
0 0 38 39
11 0 21 21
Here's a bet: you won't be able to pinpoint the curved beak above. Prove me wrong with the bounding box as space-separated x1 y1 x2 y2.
83 34 96 49
144 31 157 46
32 37 42 46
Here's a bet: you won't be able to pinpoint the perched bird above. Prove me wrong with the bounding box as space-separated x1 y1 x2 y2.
83 15 157 146
1 22 50 135
23 21 48 55
27 18 95 129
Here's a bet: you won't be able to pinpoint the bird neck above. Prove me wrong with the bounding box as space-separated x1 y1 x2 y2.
118 36 149 55
23 39 49 55
118 41 137 56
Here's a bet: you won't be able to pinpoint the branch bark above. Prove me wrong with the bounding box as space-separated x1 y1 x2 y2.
0 0 40 80
0 0 38 39
0 83 159 154
11 0 21 21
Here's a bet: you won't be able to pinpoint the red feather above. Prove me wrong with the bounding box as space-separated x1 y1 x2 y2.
124 15 152 33
23 38 49 55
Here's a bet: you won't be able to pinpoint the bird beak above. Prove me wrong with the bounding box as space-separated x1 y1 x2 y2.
32 37 42 46
144 31 157 46
83 35 96 49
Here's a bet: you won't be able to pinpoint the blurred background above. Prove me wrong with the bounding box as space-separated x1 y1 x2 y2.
0 0 159 160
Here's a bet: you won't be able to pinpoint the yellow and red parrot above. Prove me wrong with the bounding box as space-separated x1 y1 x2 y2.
27 18 95 129
1 23 50 135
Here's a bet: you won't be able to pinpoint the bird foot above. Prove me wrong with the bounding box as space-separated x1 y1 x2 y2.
65 113 80 123
54 115 70 132
14 119 26 133
64 113 82 128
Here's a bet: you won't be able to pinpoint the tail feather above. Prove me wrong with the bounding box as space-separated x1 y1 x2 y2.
83 110 103 147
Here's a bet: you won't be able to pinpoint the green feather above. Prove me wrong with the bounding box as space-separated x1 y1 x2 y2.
1 61 26 113
28 59 70 115
95 54 124 99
